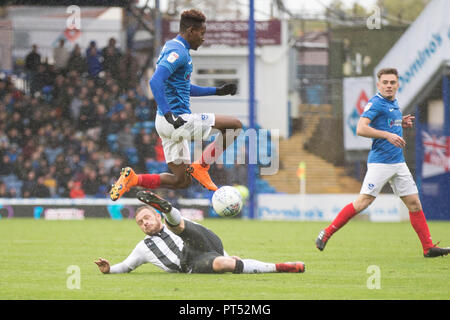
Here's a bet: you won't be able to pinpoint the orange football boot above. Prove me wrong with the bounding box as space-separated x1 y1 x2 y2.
187 163 218 191
110 167 139 201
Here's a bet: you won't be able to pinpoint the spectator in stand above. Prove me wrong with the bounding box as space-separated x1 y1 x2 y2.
70 87 87 121
86 41 103 78
0 80 7 99
78 98 97 131
33 176 51 198
67 44 87 75
102 38 121 80
32 64 50 93
135 131 156 172
22 170 37 198
118 49 139 90
7 127 22 147
82 166 100 197
69 180 85 199
117 124 135 155
96 174 110 198
57 166 73 197
43 165 58 197
53 39 70 73
25 44 41 94
0 154 14 176
0 181 13 198
7 112 24 133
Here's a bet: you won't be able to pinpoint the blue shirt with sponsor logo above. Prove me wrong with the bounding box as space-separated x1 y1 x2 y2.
360 92 405 164
155 35 193 116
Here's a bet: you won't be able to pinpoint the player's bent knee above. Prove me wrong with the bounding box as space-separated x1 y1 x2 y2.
406 199 422 212
353 195 375 212
234 118 243 130
212 256 236 273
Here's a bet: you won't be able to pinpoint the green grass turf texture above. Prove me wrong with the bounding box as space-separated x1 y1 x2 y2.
0 218 449 300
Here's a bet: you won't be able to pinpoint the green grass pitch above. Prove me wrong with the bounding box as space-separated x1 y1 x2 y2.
0 218 449 300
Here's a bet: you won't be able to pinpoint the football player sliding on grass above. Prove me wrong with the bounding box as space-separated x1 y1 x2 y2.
315 68 449 258
95 191 305 274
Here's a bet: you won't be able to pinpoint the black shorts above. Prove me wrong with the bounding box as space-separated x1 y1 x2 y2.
179 220 224 273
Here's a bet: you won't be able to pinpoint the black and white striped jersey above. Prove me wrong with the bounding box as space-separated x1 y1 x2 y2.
110 225 184 273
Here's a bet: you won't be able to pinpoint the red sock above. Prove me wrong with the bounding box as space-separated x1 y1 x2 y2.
409 210 433 253
137 174 161 189
325 203 357 236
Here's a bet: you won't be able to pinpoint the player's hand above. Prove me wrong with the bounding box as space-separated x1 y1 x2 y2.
94 258 111 274
216 83 237 96
164 111 187 129
386 133 406 148
402 114 415 128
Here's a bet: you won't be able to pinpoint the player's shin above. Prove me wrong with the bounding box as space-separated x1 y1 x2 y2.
409 210 433 253
325 202 357 236
239 259 277 273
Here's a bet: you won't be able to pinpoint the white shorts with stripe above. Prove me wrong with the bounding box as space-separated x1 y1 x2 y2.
155 113 215 164
360 163 419 197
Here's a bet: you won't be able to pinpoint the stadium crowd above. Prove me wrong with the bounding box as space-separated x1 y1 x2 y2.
0 40 249 199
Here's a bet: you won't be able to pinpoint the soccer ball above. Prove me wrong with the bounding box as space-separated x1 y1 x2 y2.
211 186 243 217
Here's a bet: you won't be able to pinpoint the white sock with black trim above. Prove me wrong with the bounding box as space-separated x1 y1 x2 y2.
164 207 181 227
241 259 277 273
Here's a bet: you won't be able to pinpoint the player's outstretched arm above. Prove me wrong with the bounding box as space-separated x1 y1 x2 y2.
190 84 216 96
190 83 237 96
94 258 111 274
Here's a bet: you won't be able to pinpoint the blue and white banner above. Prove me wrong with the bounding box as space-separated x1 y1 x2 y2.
416 123 450 220
257 194 408 222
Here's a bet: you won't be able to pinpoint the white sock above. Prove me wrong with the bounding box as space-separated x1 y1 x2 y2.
242 259 277 273
164 207 181 227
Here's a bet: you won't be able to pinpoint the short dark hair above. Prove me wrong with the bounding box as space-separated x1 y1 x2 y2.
377 68 398 79
179 9 206 32
135 205 157 220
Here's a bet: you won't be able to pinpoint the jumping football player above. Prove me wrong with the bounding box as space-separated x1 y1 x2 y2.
96 191 305 274
109 9 242 201
315 68 450 258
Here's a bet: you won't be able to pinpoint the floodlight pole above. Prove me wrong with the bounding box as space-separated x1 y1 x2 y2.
248 0 256 219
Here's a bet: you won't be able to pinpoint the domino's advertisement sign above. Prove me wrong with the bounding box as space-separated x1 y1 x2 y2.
375 0 450 110
343 77 374 150
258 194 408 222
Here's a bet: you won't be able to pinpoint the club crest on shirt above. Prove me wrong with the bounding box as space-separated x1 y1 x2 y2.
388 118 402 128
167 52 179 63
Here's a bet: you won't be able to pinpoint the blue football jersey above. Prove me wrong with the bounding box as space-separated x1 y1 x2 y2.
155 35 193 116
360 92 405 164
